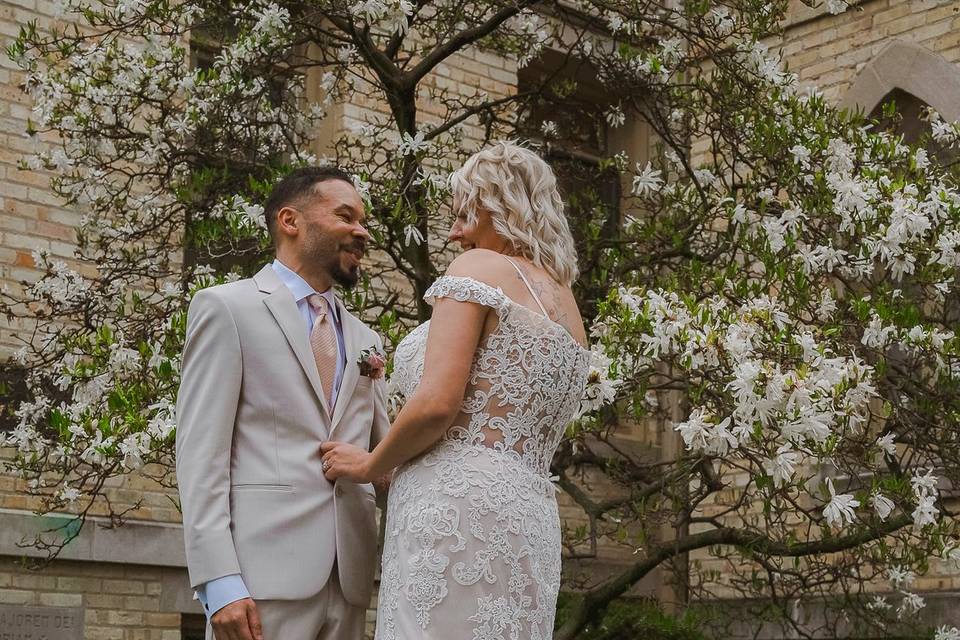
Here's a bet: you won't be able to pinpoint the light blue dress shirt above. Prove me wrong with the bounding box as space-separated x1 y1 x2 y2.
195 259 347 619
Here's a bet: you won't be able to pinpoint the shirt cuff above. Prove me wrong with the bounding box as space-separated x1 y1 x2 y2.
196 574 250 620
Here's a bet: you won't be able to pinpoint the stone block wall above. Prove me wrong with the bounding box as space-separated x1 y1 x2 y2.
0 557 188 640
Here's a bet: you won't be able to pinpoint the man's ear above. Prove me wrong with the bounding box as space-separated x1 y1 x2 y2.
275 206 299 239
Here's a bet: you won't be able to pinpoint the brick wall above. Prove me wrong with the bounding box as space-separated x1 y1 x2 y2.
0 557 186 640
781 0 959 100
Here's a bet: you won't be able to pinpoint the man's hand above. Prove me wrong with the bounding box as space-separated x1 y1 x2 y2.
211 598 263 640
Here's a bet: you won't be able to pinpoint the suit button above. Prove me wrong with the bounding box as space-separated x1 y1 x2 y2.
335 486 343 497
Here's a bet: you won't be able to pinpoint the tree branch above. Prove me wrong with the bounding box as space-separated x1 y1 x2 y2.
403 1 539 87
554 515 913 640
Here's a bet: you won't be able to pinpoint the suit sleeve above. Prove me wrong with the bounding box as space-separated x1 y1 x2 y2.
176 289 243 588
370 334 390 449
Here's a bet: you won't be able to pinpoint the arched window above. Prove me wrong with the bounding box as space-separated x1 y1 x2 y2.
868 88 929 146
845 40 960 166
843 40 960 125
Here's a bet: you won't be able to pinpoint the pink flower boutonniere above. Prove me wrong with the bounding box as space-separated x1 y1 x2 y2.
357 347 386 379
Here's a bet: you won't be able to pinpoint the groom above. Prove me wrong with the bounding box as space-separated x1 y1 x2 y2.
176 167 389 640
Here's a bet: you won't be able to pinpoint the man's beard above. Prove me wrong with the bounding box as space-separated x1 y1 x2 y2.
331 258 359 289
304 230 361 289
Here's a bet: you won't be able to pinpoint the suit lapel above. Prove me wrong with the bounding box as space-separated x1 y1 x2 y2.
330 300 362 434
255 265 332 425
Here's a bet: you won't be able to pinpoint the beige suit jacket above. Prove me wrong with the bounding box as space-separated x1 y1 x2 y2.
175 264 389 606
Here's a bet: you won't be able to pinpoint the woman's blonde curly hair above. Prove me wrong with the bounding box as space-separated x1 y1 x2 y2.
450 141 580 286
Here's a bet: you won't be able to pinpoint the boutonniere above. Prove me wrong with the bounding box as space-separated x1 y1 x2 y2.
357 347 386 379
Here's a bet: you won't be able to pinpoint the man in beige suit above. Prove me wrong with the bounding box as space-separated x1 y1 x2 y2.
176 166 389 640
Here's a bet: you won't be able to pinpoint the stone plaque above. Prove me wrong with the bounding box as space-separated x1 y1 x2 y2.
0 604 83 640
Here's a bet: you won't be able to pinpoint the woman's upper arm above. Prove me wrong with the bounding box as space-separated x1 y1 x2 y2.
415 295 488 416
414 249 511 415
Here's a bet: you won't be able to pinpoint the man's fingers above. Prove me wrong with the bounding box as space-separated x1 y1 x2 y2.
212 619 239 640
212 599 257 640
214 617 245 640
247 600 264 640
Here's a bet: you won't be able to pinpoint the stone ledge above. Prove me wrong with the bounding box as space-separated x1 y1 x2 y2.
0 508 186 568
0 509 202 614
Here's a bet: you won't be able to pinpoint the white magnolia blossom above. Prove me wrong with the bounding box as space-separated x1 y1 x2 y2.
403 224 424 246
605 105 626 128
119 432 151 470
147 399 177 440
912 493 939 530
936 626 960 640
789 144 811 168
929 111 960 146
540 120 559 137
869 491 895 521
632 162 664 196
706 5 735 36
397 131 430 157
825 0 848 14
30 253 91 307
675 410 739 456
578 348 620 417
58 486 82 504
862 314 896 349
876 432 897 456
866 596 891 611
350 0 413 33
887 565 915 589
898 591 926 617
763 443 800 487
822 478 859 529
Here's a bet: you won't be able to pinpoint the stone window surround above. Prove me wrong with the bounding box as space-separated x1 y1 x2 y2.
841 39 960 123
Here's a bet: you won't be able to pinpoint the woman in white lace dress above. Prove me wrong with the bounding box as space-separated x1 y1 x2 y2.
321 141 591 639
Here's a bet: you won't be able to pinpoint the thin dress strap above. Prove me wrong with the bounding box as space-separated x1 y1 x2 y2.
503 256 550 317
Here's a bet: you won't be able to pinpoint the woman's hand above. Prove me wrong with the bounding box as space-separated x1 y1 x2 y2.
320 441 374 483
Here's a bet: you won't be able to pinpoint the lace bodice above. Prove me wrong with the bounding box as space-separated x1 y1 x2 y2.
392 275 590 477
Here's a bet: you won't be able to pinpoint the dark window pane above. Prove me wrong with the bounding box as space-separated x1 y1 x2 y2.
181 613 206 640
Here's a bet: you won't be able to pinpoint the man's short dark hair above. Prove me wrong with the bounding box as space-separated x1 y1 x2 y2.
263 166 355 242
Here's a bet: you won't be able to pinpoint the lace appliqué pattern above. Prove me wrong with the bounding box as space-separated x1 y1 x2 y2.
376 276 590 640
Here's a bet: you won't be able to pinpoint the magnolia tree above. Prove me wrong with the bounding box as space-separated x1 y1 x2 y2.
3 0 960 636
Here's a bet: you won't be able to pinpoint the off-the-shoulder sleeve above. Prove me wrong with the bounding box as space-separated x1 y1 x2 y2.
423 275 509 314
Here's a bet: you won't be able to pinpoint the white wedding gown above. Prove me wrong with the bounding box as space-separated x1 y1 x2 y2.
375 272 590 640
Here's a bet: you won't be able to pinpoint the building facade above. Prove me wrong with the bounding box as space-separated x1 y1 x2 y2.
1 0 959 637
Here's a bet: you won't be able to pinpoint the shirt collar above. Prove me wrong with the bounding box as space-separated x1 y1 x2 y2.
271 259 339 320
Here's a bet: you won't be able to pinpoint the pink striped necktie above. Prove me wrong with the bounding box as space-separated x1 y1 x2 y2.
307 294 338 409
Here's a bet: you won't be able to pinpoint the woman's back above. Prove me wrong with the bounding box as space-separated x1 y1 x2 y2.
391 253 590 475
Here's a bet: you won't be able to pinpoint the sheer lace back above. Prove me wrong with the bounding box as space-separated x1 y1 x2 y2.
392 275 590 477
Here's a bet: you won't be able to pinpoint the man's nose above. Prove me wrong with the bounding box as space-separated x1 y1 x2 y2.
354 222 371 242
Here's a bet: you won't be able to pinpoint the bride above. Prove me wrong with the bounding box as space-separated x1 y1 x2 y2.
321 140 590 639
